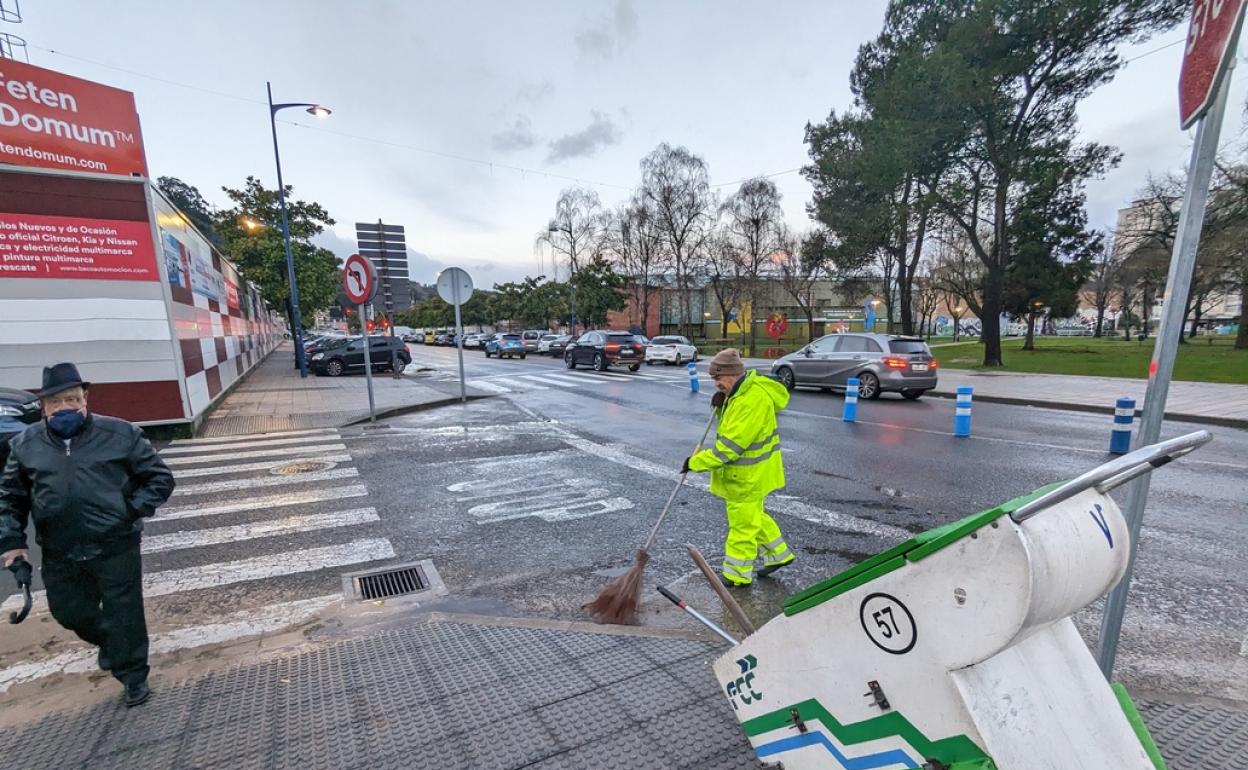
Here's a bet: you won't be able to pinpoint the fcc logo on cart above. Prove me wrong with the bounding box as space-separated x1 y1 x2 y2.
725 654 763 710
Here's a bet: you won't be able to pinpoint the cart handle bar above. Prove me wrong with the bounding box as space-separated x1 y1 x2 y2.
1009 430 1212 523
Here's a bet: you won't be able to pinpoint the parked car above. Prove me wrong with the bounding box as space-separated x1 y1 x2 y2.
770 333 936 400
564 331 644 372
462 333 485 349
644 335 699 366
537 334 561 354
519 330 546 352
547 334 577 358
311 335 411 376
485 333 527 359
0 387 40 469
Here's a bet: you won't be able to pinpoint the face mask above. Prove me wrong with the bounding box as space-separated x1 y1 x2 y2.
47 408 86 438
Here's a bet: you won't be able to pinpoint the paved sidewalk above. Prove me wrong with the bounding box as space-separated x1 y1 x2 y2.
4 614 1243 770
739 357 1248 427
199 342 482 436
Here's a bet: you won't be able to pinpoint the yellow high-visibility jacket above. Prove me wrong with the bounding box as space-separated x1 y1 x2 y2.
689 370 788 500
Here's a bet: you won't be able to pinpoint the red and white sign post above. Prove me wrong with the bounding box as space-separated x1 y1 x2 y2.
342 253 379 421
1098 0 1246 677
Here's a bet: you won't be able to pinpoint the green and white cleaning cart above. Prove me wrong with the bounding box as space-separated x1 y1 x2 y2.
712 431 1210 770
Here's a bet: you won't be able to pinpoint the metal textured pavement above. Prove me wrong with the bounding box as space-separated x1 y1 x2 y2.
5 618 1244 770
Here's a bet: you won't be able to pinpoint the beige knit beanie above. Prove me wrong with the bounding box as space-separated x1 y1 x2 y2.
708 348 746 377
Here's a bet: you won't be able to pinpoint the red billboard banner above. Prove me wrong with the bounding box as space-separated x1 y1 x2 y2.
0 211 158 281
1179 0 1247 129
0 58 148 176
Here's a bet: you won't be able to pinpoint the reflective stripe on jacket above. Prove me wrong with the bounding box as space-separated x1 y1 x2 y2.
689 370 789 500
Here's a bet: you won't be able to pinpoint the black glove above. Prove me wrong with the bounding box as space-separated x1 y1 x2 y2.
711 391 726 408
681 456 692 474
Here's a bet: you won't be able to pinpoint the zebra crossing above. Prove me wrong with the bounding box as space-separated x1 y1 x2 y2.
464 367 699 394
0 426 394 692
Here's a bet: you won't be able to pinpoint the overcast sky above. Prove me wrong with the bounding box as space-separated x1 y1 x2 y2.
16 0 1248 287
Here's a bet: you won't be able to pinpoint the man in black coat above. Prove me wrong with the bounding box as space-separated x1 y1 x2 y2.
0 363 175 707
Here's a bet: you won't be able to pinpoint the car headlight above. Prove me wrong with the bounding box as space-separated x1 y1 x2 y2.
312 353 324 361
0 404 23 417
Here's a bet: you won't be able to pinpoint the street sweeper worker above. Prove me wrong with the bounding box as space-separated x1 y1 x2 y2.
682 349 794 588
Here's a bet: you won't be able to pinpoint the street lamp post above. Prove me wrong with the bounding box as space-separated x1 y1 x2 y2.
548 224 578 336
267 81 331 377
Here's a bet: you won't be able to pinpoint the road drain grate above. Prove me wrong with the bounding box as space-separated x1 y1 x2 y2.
356 564 428 600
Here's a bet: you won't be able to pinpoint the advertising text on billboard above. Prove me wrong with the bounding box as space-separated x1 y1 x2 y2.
0 59 148 175
0 211 157 280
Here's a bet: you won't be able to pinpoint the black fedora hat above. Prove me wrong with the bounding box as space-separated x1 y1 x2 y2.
37 363 91 398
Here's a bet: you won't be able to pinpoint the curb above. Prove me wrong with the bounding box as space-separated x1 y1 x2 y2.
927 390 1248 429
342 393 493 426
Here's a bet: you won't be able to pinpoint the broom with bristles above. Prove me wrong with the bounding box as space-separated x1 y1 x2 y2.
586 409 718 625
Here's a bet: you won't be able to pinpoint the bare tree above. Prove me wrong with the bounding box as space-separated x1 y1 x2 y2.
1081 234 1123 338
640 144 714 338
721 178 787 353
704 226 747 343
914 259 942 339
930 227 986 338
535 186 604 334
775 229 828 343
1119 173 1233 342
603 195 667 334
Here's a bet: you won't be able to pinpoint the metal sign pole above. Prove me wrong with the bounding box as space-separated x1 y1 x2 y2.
361 303 377 422
453 278 467 403
1096 54 1236 678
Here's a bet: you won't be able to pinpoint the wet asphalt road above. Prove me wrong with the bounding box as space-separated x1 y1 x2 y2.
392 343 1248 705
2 343 1243 706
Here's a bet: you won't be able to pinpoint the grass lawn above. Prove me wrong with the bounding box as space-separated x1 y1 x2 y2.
931 336 1248 384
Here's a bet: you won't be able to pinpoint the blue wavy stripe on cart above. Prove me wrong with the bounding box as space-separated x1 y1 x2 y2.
755 731 920 769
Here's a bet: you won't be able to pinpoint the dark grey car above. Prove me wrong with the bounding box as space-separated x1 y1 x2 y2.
770 333 937 399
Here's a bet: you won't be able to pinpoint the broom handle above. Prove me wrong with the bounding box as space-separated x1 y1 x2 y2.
642 409 718 551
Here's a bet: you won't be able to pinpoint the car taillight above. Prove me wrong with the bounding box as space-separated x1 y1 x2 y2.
404 345 411 354
606 343 620 350
929 359 938 369
883 356 909 369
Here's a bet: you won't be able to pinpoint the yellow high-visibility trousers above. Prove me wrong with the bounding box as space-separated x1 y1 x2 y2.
722 498 793 585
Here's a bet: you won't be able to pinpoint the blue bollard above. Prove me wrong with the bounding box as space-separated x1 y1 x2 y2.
953 386 973 437
843 377 859 422
687 360 700 393
1109 397 1135 454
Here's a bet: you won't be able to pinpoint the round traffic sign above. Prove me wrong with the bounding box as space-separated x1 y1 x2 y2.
342 254 378 305
436 267 474 305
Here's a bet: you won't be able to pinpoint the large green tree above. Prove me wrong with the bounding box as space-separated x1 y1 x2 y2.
213 176 342 326
840 0 1185 365
157 176 221 246
572 255 626 329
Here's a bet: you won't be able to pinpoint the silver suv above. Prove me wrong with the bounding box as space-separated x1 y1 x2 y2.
770 334 937 400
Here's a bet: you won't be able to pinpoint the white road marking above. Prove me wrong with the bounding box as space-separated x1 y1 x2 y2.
160 434 349 457
558 434 912 540
466 379 513 394
0 594 341 693
158 484 369 521
172 454 353 479
162 443 349 466
167 428 338 447
142 508 379 553
1 539 395 612
171 467 359 497
525 373 607 386
516 374 583 387
782 409 1248 471
476 496 634 523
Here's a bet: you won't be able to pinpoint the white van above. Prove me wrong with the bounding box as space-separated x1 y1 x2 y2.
520 330 545 351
